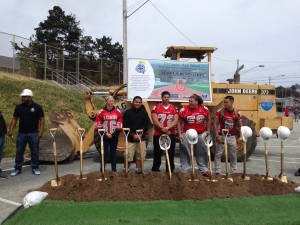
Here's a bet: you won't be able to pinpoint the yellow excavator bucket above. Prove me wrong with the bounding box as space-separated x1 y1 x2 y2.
39 109 85 162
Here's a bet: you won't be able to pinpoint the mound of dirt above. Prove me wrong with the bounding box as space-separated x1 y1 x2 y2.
38 172 297 202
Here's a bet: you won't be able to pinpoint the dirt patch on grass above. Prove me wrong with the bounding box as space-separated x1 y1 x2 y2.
38 172 297 201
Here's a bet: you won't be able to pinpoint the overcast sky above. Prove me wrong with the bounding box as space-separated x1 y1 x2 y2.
0 0 299 86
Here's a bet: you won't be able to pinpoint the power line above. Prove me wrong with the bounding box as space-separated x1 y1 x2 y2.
149 1 198 46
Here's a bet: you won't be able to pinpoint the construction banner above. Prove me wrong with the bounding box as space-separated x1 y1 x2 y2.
127 59 212 102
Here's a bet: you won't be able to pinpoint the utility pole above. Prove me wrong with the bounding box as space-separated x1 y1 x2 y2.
123 0 128 85
44 43 47 80
269 76 271 85
12 35 15 74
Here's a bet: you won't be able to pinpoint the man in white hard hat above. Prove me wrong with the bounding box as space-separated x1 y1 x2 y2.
8 89 44 176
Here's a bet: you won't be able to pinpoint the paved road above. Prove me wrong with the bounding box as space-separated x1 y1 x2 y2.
1 120 300 224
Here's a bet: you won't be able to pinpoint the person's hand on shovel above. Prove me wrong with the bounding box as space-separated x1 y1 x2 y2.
216 134 223 144
133 134 140 141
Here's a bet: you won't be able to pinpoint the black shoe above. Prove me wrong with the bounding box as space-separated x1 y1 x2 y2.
295 168 300 176
0 173 8 179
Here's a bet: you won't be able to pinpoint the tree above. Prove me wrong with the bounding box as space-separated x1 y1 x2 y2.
13 6 123 84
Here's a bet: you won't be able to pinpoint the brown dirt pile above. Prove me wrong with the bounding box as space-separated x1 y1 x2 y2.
38 172 297 202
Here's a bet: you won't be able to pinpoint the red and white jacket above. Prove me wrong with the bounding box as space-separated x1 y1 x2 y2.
152 103 178 136
179 105 210 134
95 106 123 134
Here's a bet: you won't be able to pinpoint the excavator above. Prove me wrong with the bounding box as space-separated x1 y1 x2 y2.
39 46 293 162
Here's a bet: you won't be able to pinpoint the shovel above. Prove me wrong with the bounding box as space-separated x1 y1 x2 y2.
50 128 62 186
97 129 107 181
241 140 250 180
123 128 130 177
159 134 172 180
77 128 86 179
276 141 288 183
263 142 273 180
202 132 216 182
136 129 144 175
189 142 199 181
222 129 232 181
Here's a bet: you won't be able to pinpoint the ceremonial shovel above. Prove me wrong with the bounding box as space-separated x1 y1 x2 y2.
222 129 232 181
123 128 130 177
77 128 87 179
159 134 172 180
275 126 290 183
202 132 216 182
136 129 144 175
97 129 107 181
259 127 273 181
50 128 62 186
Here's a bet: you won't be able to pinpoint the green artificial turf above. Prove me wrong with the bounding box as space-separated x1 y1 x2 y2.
4 194 300 225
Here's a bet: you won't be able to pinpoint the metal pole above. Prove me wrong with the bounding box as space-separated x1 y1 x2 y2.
269 76 271 85
44 43 47 80
123 0 128 85
77 53 80 83
282 87 284 108
62 53 65 79
119 62 121 86
101 59 103 86
12 35 15 74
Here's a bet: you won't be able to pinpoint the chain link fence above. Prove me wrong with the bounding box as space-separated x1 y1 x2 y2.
0 31 123 88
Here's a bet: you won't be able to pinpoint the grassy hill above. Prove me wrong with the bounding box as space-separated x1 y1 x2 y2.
0 72 104 157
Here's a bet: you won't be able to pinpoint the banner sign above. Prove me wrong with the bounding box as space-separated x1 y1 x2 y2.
128 59 212 102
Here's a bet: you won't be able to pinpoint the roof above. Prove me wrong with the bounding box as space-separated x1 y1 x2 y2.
164 46 218 61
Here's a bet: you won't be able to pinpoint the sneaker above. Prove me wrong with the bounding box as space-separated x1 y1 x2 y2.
135 168 142 174
0 173 8 179
32 168 41 175
203 171 212 177
11 169 21 177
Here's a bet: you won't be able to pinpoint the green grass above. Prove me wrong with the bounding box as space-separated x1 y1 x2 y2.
4 194 300 225
187 84 210 94
0 73 104 157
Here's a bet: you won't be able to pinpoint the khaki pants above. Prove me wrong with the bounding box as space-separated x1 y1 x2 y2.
214 136 237 174
127 141 146 162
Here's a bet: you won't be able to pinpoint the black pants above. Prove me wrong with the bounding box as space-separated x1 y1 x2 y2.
152 134 176 172
94 131 118 172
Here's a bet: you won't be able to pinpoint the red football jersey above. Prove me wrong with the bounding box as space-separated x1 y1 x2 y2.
178 105 210 134
95 107 123 134
215 108 242 134
152 103 178 136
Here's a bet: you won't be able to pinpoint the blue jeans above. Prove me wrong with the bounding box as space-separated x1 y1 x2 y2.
102 136 118 172
15 133 39 170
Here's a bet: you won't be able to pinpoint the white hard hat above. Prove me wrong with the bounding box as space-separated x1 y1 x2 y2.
20 89 33 97
241 126 253 142
186 129 198 145
259 127 272 142
277 126 290 141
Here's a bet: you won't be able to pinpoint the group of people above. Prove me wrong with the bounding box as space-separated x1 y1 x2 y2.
284 106 299 122
2 89 300 180
93 91 243 177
